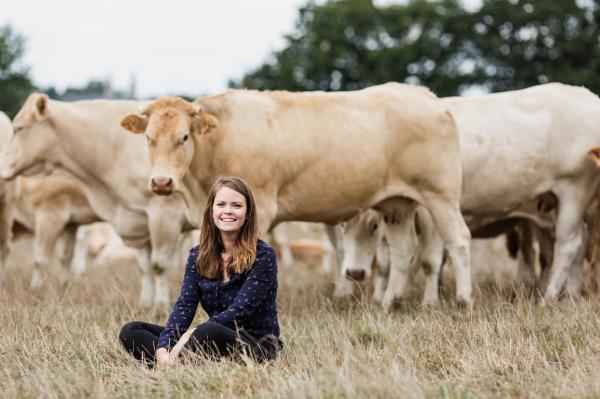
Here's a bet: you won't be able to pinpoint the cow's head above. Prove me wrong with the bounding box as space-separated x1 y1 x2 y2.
120 97 218 195
0 93 57 179
588 147 600 168
339 209 385 281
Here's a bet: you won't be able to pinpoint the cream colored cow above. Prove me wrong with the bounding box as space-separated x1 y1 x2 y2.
121 83 474 305
339 83 600 307
0 96 195 307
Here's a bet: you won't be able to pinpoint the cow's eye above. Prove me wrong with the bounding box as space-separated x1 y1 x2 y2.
13 126 23 134
371 223 378 233
181 134 189 145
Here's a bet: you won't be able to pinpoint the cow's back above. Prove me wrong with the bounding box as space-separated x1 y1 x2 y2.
443 83 600 214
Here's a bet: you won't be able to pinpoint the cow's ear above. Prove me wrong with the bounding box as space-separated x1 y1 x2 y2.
121 114 149 134
33 94 49 121
588 148 600 168
193 113 219 135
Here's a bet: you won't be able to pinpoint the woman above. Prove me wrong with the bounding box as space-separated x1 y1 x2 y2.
119 176 282 368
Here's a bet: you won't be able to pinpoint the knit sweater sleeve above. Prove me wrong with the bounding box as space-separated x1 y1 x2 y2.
156 246 201 350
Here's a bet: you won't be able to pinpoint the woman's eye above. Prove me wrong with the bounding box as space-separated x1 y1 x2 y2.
13 127 23 134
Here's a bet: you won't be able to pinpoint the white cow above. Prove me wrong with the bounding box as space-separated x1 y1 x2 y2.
338 83 600 308
0 95 195 307
1 112 102 287
120 83 475 305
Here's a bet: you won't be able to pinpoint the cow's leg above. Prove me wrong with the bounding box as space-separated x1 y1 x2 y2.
270 224 294 268
421 194 472 306
32 209 69 289
415 207 444 306
326 224 344 270
148 206 186 308
57 226 78 286
319 227 335 273
372 235 390 304
333 221 354 299
134 245 154 307
71 226 90 277
543 184 592 302
515 221 537 287
535 225 555 294
565 224 587 298
380 201 418 312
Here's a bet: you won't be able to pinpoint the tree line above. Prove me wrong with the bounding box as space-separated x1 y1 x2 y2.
1 0 599 117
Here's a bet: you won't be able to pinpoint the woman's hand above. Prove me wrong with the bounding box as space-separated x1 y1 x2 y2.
155 328 196 368
170 328 196 359
155 347 176 369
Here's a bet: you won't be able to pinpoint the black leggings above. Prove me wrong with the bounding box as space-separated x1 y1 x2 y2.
119 321 280 366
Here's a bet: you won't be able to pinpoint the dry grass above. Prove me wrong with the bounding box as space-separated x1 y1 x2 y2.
1 238 600 398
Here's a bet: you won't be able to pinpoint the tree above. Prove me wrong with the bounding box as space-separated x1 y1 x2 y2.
469 0 600 93
232 0 600 96
0 25 33 117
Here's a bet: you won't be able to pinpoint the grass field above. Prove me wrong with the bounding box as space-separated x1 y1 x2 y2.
1 238 600 398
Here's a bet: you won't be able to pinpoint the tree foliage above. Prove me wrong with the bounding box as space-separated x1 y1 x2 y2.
0 25 33 117
232 0 600 96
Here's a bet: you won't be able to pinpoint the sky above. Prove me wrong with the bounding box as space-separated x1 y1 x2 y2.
0 0 481 99
0 0 309 98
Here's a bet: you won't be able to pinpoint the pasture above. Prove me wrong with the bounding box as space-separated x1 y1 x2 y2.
1 236 599 399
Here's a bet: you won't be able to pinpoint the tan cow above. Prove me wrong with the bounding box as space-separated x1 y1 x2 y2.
0 95 195 307
121 83 475 305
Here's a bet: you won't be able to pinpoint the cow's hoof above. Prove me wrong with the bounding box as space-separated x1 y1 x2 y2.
456 296 473 310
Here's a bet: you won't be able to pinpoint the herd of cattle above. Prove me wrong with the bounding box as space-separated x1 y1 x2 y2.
1 82 600 310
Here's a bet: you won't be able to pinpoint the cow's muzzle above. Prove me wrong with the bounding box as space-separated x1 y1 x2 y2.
345 268 366 281
150 176 174 195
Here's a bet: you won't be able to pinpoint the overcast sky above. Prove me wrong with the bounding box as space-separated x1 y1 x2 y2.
0 0 310 98
0 1 481 99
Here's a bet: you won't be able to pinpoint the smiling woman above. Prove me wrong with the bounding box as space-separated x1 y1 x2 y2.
119 176 283 368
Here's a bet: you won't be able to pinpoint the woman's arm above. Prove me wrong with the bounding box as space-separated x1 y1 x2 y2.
156 247 202 351
209 246 277 328
156 327 197 368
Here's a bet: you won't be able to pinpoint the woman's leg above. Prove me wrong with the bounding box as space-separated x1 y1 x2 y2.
185 322 278 362
119 321 165 365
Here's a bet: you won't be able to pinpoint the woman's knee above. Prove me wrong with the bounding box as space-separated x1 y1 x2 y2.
119 320 144 346
188 322 236 353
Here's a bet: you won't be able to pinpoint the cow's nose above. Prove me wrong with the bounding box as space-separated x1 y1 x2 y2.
151 176 173 194
346 269 366 281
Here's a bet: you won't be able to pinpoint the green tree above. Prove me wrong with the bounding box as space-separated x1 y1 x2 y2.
469 0 600 93
232 0 600 96
0 25 33 117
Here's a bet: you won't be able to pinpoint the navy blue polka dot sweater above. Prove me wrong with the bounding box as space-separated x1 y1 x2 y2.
156 239 280 350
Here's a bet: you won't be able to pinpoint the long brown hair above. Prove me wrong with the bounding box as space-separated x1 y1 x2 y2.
197 176 259 278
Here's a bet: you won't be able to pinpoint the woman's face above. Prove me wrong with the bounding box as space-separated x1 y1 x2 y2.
212 186 247 235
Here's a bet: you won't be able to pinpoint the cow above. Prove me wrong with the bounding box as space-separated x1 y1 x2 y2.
0 111 104 287
11 174 102 287
120 82 475 306
0 95 195 307
338 83 600 308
